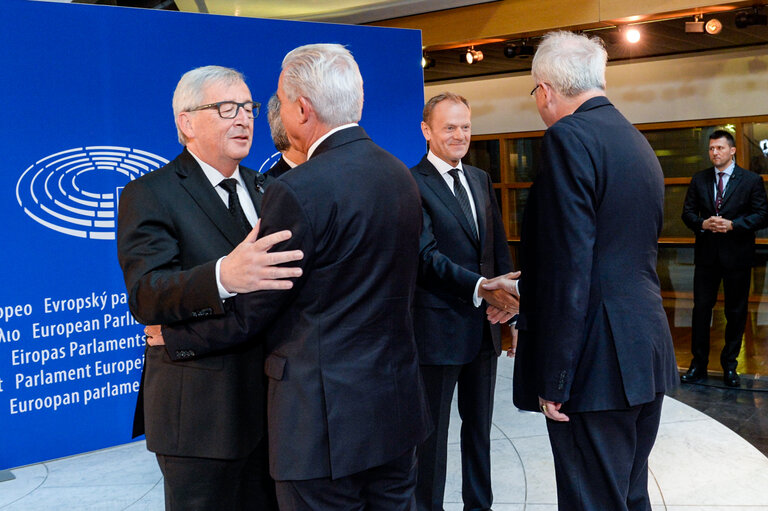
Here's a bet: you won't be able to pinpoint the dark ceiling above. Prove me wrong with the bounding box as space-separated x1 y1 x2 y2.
423 8 768 83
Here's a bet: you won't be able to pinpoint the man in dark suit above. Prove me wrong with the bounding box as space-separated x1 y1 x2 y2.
265 93 305 178
411 92 514 511
485 31 678 510
153 44 431 510
117 65 302 510
681 130 768 387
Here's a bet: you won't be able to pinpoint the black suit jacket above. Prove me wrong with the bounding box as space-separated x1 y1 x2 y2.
410 156 512 365
162 126 431 481
682 164 768 269
265 156 292 179
117 149 270 459
514 96 678 413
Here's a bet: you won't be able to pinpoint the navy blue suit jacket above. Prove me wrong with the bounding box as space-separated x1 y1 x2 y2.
682 164 768 269
514 96 678 413
162 127 431 481
411 156 512 365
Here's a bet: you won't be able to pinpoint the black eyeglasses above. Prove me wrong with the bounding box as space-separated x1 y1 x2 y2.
187 100 260 119
530 84 540 96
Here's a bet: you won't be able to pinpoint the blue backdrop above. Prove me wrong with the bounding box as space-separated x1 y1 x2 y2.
0 0 425 470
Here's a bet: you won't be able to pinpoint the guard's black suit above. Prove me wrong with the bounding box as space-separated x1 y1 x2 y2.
162 126 432 509
682 164 768 372
117 149 275 510
410 155 511 511
514 97 678 510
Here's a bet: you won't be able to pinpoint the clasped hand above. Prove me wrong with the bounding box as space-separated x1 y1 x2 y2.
702 216 733 233
479 271 521 325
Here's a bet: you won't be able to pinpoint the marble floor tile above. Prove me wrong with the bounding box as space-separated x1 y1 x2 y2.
3 356 768 510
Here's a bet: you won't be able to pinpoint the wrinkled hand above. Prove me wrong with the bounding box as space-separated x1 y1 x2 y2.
479 271 521 313
539 397 569 422
221 220 304 294
486 305 514 324
144 325 165 346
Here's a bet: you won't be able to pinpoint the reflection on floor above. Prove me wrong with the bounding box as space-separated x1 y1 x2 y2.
666 297 768 378
3 356 768 510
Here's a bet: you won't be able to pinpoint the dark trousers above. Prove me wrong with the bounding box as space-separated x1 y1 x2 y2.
156 436 277 511
691 263 751 372
274 447 418 511
546 393 665 511
416 346 497 511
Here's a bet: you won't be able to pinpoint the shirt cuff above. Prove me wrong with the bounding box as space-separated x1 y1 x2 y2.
473 277 484 308
216 256 237 300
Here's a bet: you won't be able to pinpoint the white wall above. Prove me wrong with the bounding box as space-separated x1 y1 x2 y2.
425 46 768 135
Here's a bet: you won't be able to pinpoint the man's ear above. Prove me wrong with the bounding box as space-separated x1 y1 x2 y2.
297 97 312 124
178 112 195 140
420 121 431 143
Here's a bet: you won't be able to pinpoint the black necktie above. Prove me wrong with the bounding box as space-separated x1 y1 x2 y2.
715 172 725 214
448 168 478 240
219 178 252 235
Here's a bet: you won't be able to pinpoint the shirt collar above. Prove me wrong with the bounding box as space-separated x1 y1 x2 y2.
188 149 244 188
427 150 464 176
307 123 358 160
715 160 735 177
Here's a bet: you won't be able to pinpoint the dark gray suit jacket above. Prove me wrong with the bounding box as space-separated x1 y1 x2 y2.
117 148 269 459
514 96 678 413
162 127 432 481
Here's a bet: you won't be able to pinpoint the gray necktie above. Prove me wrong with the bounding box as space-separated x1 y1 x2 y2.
219 178 252 235
448 168 478 240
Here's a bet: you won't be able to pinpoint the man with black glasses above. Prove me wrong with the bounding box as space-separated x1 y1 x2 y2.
117 65 302 510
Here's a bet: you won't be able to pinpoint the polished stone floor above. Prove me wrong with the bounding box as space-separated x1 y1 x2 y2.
2 356 768 510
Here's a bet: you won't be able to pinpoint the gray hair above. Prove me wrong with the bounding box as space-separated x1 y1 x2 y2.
267 93 290 152
172 65 247 145
280 43 363 127
532 31 606 98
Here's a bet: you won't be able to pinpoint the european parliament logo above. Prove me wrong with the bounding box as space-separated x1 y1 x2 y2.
16 146 168 240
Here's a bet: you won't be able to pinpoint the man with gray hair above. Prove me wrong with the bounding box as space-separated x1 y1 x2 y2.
484 31 678 510
265 93 306 178
117 65 303 510
157 44 431 510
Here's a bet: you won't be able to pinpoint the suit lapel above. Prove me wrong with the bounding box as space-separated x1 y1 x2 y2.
719 166 742 210
242 168 270 216
418 157 479 247
176 150 246 247
703 171 716 214
464 166 487 246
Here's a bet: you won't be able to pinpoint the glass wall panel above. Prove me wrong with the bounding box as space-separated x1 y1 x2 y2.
743 122 768 175
506 137 543 182
466 139 501 182
642 126 723 178
506 188 529 238
657 245 694 295
663 185 693 238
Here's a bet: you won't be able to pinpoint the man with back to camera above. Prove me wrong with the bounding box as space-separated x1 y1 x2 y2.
265 93 306 178
116 65 303 510
484 31 678 510
681 130 768 387
149 43 432 510
411 92 516 511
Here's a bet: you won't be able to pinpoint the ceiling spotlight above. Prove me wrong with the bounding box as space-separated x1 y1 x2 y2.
705 18 723 35
625 27 641 43
735 8 767 28
463 47 484 64
421 54 435 69
685 15 704 33
504 41 535 59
